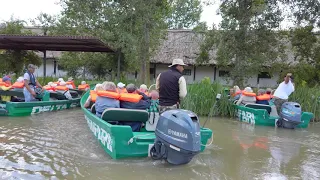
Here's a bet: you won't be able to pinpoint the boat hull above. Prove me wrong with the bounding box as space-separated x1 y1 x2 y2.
1 99 80 116
235 105 313 128
81 91 213 159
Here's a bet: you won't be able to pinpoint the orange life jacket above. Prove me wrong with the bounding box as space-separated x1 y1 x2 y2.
96 90 120 99
117 88 127 94
119 93 142 103
78 84 90 90
55 86 69 91
0 78 2 82
12 82 24 88
90 90 98 102
0 82 11 87
54 81 60 86
242 91 256 97
43 85 56 91
66 81 76 89
256 94 271 101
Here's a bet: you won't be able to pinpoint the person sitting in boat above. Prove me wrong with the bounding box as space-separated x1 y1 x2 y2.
236 87 256 106
56 81 73 99
256 89 270 105
117 82 127 93
266 88 273 99
66 77 76 89
84 83 103 108
11 76 25 89
23 64 43 102
78 81 90 91
119 84 151 132
43 82 56 92
233 85 242 100
95 81 120 118
149 90 159 111
273 73 294 114
0 75 13 102
139 84 148 95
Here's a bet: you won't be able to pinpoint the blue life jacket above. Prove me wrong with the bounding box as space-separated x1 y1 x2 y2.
27 71 36 86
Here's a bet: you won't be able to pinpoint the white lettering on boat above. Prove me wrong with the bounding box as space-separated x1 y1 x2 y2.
237 109 255 125
168 129 188 139
85 115 113 152
31 104 68 114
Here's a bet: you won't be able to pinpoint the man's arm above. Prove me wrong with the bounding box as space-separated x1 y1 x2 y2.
36 80 42 89
236 96 244 105
156 73 161 91
179 76 187 99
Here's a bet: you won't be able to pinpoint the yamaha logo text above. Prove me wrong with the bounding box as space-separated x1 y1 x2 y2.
168 129 188 139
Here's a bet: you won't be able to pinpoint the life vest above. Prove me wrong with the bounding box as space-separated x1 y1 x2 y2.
66 81 76 89
43 85 56 91
90 90 98 102
242 91 256 97
119 93 142 103
233 90 243 97
117 88 127 94
12 82 24 88
27 71 36 86
96 90 120 99
78 84 90 90
256 94 271 101
54 81 60 85
0 82 11 87
55 86 69 91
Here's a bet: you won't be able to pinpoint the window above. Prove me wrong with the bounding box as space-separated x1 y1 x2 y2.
219 70 230 77
258 72 271 79
183 69 192 76
150 68 155 74
57 64 64 71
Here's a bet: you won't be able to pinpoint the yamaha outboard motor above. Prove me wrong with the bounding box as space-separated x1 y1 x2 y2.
150 109 201 165
277 102 302 129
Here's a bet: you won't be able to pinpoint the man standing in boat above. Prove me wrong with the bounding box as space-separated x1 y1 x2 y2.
273 73 294 114
156 58 187 113
23 64 43 102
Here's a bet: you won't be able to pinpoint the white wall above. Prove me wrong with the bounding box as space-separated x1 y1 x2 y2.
35 59 67 77
194 66 215 82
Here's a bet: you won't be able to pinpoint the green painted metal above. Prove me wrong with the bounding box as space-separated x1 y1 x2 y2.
234 104 313 128
80 91 213 159
0 90 81 116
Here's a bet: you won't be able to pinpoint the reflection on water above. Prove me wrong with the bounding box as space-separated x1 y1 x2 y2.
1 110 320 179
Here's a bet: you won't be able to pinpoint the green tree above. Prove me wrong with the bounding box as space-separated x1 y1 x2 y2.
167 0 203 29
197 0 285 87
0 19 42 76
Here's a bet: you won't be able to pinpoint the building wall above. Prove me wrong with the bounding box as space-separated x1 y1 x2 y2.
35 59 67 78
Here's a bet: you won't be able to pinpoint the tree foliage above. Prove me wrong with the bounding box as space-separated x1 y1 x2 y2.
0 19 42 76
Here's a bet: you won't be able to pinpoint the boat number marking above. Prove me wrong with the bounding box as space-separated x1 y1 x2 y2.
86 116 113 152
238 109 255 125
31 104 67 114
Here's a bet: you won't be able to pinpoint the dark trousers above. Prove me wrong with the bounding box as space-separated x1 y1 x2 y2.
274 98 288 115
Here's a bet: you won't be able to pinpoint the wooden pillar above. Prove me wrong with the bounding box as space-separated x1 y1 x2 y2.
214 65 217 81
193 66 196 81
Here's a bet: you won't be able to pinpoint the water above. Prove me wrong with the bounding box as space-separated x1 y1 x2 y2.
1 110 320 180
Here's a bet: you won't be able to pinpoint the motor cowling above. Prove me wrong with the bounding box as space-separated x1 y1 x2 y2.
277 102 302 129
150 109 201 165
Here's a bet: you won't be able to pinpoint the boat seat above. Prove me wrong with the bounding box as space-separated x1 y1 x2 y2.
91 103 96 114
101 108 149 123
0 89 25 98
245 103 272 114
50 92 67 100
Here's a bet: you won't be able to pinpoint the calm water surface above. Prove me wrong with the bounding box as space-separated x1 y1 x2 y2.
1 109 320 180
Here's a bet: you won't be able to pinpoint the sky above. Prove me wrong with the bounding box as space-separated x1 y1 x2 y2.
0 0 221 27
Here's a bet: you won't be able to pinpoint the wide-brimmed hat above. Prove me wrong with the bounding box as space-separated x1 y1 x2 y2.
68 77 74 81
117 82 126 88
168 58 187 67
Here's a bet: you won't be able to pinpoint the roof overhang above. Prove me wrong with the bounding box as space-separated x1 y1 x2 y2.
0 34 115 53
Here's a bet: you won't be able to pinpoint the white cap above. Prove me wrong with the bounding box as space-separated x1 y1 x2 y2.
17 77 24 82
81 81 86 85
51 83 57 87
48 82 53 86
244 87 253 93
68 77 74 81
117 82 125 88
168 58 187 67
58 78 64 82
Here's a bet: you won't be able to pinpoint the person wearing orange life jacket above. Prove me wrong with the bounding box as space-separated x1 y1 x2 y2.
95 82 120 118
266 88 273 99
233 85 242 100
0 75 13 102
66 77 76 89
256 89 270 105
236 87 256 105
56 81 72 99
78 81 90 91
84 83 103 108
11 77 25 89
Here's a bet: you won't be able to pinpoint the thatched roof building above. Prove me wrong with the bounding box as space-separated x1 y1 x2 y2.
150 29 217 65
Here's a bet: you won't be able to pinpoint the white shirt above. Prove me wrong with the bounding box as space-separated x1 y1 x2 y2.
273 81 294 99
23 72 36 83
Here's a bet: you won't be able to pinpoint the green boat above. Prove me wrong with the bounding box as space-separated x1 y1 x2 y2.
234 103 313 128
80 90 213 159
0 88 81 116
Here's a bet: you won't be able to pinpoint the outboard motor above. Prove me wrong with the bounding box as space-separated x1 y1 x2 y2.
150 109 201 165
277 102 302 129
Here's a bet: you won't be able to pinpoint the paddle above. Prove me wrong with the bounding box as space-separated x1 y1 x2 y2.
202 93 221 128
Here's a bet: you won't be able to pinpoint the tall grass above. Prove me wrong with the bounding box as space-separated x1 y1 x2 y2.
181 77 235 117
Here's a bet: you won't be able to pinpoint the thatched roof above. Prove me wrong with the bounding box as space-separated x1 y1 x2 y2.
150 30 216 65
